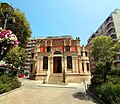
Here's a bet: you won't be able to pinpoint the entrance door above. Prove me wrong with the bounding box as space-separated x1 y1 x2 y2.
53 57 62 73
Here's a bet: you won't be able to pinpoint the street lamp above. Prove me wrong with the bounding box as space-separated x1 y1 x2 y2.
1 3 14 29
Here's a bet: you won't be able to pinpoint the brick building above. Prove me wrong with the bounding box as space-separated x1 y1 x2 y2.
29 35 91 84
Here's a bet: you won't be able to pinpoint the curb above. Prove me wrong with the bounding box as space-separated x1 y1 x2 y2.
0 87 22 97
37 85 77 89
86 90 105 104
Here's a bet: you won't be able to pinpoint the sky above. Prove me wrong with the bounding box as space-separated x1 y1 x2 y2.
1 0 120 45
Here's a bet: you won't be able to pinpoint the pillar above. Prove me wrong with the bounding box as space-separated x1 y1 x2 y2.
72 57 75 73
50 57 53 73
39 57 43 72
75 57 79 73
64 56 67 72
84 62 87 74
48 57 51 73
36 60 40 74
62 56 65 72
79 60 83 74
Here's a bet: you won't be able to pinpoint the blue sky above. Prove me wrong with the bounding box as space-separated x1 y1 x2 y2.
1 0 120 45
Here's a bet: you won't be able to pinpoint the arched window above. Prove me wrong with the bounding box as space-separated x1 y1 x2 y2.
54 51 61 54
43 56 48 70
67 56 72 69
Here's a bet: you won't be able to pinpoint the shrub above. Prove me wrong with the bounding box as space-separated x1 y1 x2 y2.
110 65 120 76
107 75 120 84
0 75 21 94
95 82 120 104
90 76 104 87
0 83 11 94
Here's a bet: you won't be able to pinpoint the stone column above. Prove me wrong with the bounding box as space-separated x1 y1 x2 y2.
62 56 65 83
72 57 75 73
84 62 87 74
79 60 83 74
75 57 79 73
50 57 53 74
48 57 51 73
62 56 65 73
64 56 67 72
39 57 43 72
36 60 40 74
76 37 81 55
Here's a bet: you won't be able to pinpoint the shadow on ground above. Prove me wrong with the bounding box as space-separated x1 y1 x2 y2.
73 92 98 103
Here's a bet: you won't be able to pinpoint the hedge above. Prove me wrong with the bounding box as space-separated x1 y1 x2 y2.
95 82 120 104
0 75 21 94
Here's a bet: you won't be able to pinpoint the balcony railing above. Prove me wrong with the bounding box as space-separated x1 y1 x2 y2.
113 59 120 63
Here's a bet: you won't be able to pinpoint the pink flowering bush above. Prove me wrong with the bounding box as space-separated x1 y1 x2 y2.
0 29 18 60
0 29 18 46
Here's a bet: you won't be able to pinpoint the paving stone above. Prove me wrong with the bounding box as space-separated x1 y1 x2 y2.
0 78 98 104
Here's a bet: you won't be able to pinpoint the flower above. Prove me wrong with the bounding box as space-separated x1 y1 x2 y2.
0 29 18 45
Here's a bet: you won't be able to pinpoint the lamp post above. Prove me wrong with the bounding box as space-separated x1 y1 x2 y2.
0 3 16 61
1 3 14 29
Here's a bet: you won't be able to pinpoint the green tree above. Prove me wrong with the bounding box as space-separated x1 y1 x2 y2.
4 46 26 70
0 3 32 48
90 36 120 82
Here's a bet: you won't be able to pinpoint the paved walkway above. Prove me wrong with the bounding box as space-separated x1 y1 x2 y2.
0 78 98 104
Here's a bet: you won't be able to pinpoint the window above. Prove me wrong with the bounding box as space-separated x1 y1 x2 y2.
65 46 70 52
67 56 72 69
82 63 84 72
32 53 34 58
47 46 51 52
54 51 61 54
86 63 89 71
81 51 83 56
43 56 48 70
85 51 88 57
111 34 117 39
30 64 33 72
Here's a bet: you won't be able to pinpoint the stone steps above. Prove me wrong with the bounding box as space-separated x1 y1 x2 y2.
48 74 64 84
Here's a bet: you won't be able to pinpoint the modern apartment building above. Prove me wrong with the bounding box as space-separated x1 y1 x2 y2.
28 35 91 84
88 9 120 71
88 9 120 42
23 39 37 73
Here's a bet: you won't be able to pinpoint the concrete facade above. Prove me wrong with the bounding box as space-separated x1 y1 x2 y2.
88 9 120 71
29 35 91 83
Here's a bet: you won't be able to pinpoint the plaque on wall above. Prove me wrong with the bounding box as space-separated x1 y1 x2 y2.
52 40 64 46
53 46 64 52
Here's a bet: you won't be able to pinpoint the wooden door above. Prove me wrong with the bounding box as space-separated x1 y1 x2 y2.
53 57 62 73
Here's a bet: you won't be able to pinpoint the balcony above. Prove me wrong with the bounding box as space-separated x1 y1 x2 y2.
25 58 31 61
113 59 120 63
105 26 115 35
116 51 120 55
105 16 113 25
109 32 116 36
105 20 113 27
26 55 32 58
26 51 31 54
26 48 31 51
